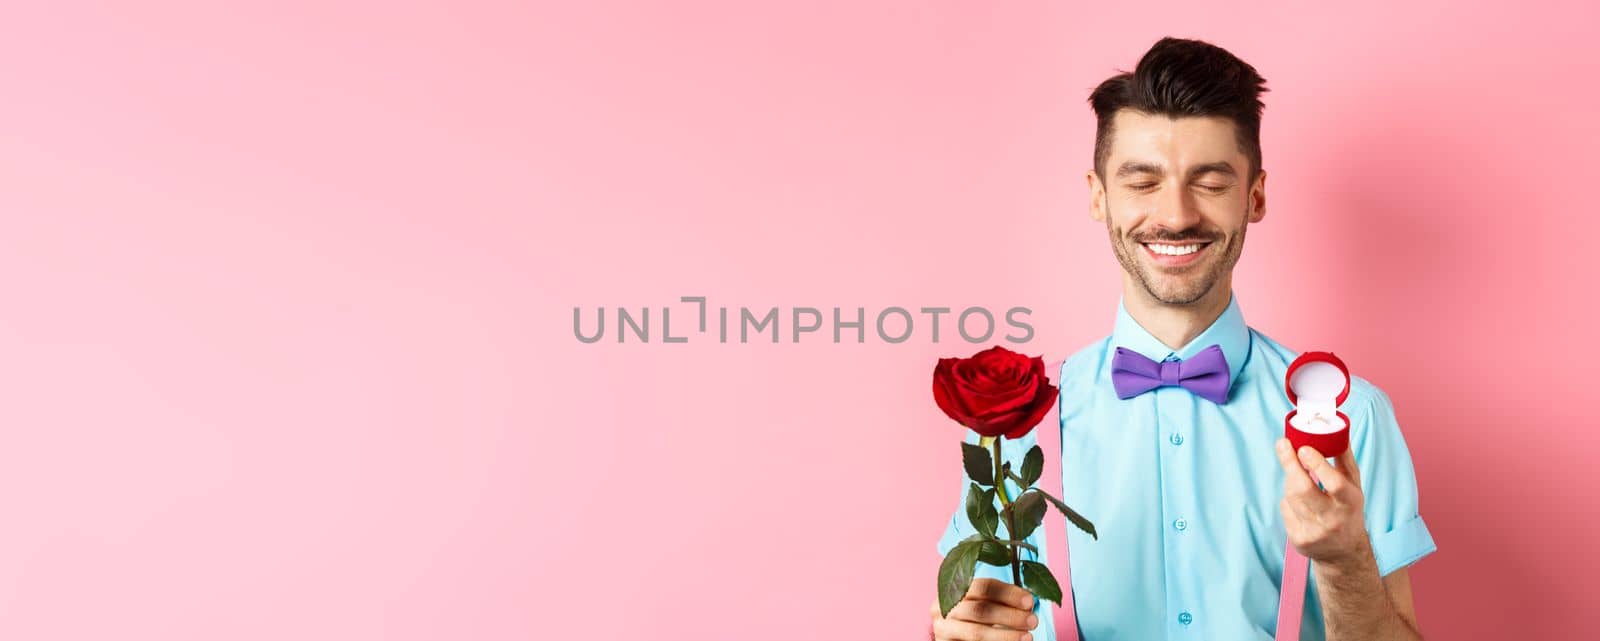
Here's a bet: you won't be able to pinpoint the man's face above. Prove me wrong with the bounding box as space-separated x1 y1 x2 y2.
1088 110 1267 306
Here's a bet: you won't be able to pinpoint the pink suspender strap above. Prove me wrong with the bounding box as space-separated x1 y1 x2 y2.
1274 544 1309 641
1276 467 1321 641
1056 536 1079 640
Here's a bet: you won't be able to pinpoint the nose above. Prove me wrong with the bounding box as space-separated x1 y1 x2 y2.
1150 181 1204 232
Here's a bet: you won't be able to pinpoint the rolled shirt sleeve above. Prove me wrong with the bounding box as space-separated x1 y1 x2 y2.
936 429 1051 581
1347 378 1438 576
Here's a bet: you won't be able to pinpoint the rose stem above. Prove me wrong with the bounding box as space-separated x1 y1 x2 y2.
991 436 1022 586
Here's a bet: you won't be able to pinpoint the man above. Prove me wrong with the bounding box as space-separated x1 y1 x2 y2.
929 37 1436 641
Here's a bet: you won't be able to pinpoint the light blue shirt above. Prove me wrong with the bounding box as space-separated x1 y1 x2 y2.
938 293 1437 640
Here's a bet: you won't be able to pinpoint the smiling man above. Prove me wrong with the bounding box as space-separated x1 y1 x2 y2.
930 37 1436 640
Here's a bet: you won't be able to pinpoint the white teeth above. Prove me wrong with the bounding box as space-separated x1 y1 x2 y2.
1145 243 1202 256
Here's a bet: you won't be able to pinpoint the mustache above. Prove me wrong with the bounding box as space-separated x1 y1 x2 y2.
1129 229 1222 243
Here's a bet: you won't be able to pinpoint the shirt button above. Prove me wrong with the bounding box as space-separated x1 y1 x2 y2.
1173 518 1188 531
1178 611 1193 625
1169 433 1184 446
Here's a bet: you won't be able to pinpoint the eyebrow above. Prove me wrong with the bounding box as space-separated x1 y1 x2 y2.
1114 161 1239 179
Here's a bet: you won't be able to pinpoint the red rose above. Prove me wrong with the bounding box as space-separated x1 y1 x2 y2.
932 345 1058 439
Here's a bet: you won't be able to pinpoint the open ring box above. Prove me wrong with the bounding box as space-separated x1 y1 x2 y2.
1284 351 1351 458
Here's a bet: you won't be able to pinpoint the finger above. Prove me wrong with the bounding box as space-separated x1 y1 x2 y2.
946 598 1038 631
932 616 1036 641
967 578 1035 612
1280 496 1303 525
1279 442 1332 517
1280 484 1324 523
1297 446 1356 502
1274 439 1316 494
1335 448 1362 491
1281 495 1313 529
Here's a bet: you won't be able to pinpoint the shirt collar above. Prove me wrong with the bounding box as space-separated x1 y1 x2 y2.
1108 292 1251 391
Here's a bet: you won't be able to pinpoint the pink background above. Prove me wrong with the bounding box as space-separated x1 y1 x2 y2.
2 1 1595 639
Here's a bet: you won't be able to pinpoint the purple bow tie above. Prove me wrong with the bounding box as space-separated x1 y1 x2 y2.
1111 344 1231 404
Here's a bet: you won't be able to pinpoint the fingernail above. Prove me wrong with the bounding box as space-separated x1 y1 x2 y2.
1021 634 1033 641
1027 614 1039 629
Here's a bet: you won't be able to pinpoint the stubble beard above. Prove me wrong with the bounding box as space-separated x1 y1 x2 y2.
1106 207 1248 306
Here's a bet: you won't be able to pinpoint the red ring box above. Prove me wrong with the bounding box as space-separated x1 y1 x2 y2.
1284 351 1351 457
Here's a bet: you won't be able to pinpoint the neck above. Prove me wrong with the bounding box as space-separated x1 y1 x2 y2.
1122 275 1233 352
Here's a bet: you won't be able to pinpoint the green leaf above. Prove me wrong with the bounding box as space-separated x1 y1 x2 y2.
1019 445 1043 488
1009 491 1047 540
1020 560 1062 606
1033 489 1098 540
987 537 1038 554
965 484 998 538
977 540 1010 567
937 537 985 618
961 442 994 487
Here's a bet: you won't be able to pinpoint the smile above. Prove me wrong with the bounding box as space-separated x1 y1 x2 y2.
1141 241 1212 265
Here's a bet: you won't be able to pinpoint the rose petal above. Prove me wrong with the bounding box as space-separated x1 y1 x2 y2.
932 358 976 427
972 407 1030 437
961 375 1038 417
1005 378 1058 438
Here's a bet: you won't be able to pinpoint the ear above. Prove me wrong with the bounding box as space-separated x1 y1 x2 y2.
1247 168 1267 224
1087 170 1106 223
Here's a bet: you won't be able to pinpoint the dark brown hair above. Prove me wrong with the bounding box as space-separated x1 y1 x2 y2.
1089 37 1269 182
